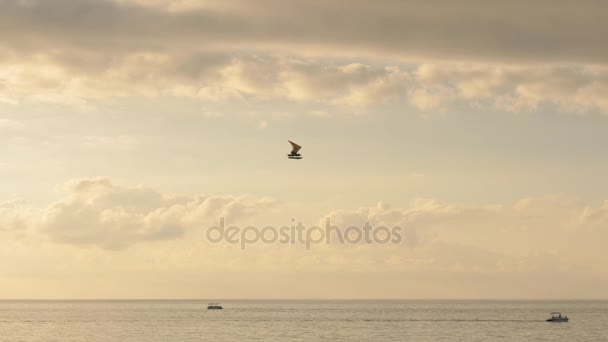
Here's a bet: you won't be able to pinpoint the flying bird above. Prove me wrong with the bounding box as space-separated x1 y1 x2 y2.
287 140 302 159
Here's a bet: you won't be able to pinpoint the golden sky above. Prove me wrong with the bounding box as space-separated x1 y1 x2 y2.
1 0 608 299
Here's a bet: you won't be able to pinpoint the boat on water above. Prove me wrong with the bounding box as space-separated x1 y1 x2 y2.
546 312 568 322
207 303 223 310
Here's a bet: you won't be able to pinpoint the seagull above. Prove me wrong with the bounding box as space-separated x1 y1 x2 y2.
287 140 302 159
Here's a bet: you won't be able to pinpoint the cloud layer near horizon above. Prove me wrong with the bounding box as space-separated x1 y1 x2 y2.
2 178 608 298
2 178 607 275
1 178 277 249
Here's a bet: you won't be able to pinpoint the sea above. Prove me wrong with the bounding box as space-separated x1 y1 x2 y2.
0 300 606 341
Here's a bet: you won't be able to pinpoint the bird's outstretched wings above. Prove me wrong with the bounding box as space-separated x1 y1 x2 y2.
288 140 301 154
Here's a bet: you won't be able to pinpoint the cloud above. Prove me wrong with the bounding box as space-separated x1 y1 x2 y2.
2 0 608 115
163 195 608 279
3 182 608 298
0 200 32 233
2 0 608 63
4 178 608 263
19 178 278 250
315 196 608 274
414 64 608 113
1 177 608 279
4 48 608 115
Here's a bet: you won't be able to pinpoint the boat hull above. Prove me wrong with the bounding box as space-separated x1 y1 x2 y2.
546 318 568 322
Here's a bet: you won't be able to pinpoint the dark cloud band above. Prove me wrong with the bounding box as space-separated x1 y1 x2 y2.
1 0 608 63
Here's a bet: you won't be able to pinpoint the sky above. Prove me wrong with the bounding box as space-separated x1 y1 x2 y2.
1 0 608 299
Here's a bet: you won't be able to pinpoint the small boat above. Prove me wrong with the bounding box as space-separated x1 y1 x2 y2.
207 303 223 310
546 312 568 322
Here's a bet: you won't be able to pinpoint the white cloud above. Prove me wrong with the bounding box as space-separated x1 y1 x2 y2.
316 196 608 274
4 51 608 115
1 178 278 250
2 0 608 115
3 181 608 298
3 179 608 266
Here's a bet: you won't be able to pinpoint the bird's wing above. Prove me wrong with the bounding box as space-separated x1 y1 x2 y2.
288 140 302 153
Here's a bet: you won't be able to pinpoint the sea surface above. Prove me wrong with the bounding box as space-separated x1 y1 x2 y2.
0 300 606 341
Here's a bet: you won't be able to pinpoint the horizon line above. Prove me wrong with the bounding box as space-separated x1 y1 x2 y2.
2 298 607 301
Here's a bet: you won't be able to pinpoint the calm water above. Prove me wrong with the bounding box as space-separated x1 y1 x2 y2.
0 300 606 341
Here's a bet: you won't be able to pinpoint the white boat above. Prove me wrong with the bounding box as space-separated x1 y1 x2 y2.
546 312 568 322
207 303 223 310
